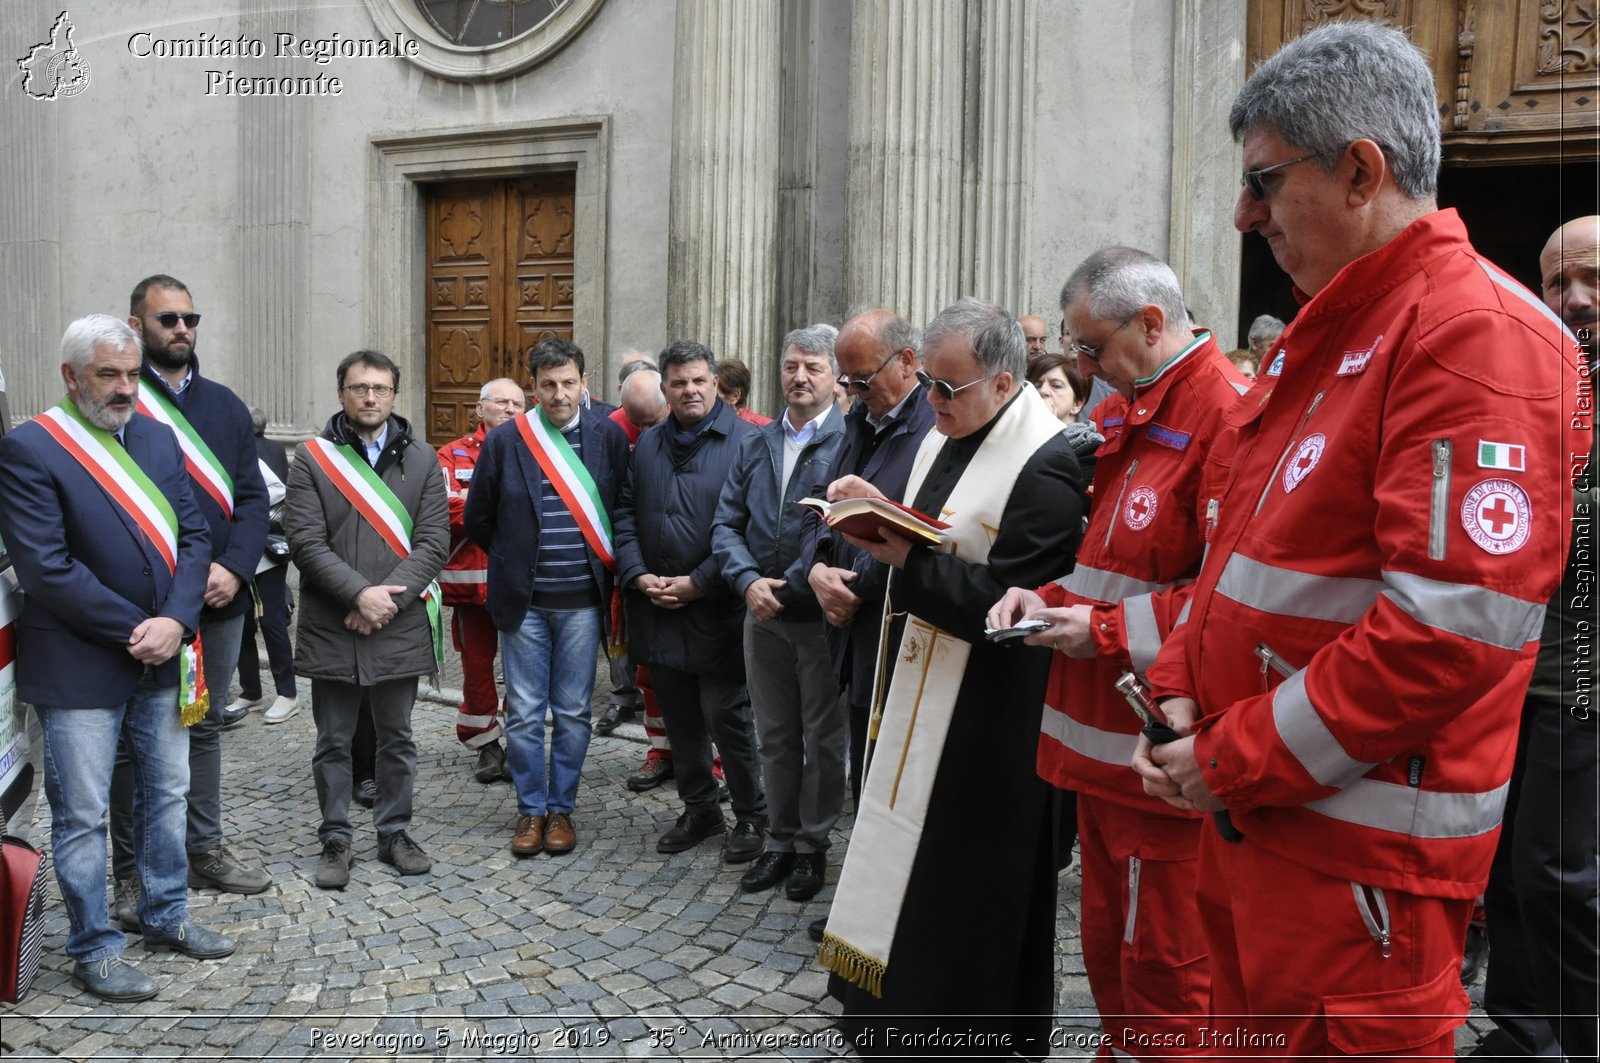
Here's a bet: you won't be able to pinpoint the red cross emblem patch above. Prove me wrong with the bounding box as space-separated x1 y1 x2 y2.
1461 478 1532 555
1123 486 1159 531
1281 433 1326 494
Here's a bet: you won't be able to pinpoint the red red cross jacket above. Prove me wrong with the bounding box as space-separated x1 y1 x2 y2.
437 424 489 608
1145 210 1589 899
1034 333 1249 813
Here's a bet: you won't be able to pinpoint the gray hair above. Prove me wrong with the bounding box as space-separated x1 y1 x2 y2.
923 297 1026 381
1059 247 1189 334
618 359 659 385
1229 20 1440 199
60 314 141 371
248 406 267 435
1247 314 1286 346
477 377 521 401
782 323 840 373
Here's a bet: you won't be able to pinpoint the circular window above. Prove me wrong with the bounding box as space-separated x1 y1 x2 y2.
362 0 605 81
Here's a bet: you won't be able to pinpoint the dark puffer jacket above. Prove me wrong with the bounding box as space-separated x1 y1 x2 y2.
614 399 753 673
285 412 449 685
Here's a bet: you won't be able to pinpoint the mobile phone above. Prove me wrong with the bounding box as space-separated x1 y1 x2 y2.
984 618 1051 642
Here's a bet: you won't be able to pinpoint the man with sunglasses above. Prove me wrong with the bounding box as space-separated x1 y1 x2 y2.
108 275 272 931
818 298 1087 1058
801 309 935 814
1130 21 1586 1057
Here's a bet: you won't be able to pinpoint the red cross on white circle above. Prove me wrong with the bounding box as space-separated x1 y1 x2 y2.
1460 478 1531 555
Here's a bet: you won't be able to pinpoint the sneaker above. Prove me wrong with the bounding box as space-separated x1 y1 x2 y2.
657 810 725 853
353 779 377 809
474 742 507 784
225 694 267 715
626 757 674 792
378 831 431 876
72 956 157 1003
142 920 236 960
262 694 300 724
112 874 141 933
544 813 576 855
511 814 544 857
315 840 353 890
188 845 272 895
724 817 765 864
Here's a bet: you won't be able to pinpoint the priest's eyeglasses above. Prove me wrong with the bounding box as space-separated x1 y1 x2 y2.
916 369 985 401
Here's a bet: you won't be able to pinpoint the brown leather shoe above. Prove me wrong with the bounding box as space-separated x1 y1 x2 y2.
625 757 674 792
544 813 577 855
511 814 544 857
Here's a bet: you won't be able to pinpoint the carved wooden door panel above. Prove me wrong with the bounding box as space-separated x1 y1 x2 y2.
424 174 576 445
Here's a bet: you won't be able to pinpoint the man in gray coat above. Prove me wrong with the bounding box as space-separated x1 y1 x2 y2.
285 350 449 889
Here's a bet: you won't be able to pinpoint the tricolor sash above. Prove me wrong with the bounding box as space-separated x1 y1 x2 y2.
302 438 445 669
514 409 615 571
818 386 1065 997
35 398 207 723
136 380 235 518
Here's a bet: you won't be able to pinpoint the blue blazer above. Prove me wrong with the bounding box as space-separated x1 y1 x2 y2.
0 412 210 708
463 411 632 636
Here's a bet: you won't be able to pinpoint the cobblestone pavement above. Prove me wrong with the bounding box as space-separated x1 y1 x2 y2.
2 644 1496 1060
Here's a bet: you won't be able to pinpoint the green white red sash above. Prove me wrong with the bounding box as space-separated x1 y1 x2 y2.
303 438 445 668
136 380 235 517
514 408 615 570
35 397 206 723
36 398 179 574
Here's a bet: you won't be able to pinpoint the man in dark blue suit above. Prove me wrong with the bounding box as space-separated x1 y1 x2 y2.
465 338 631 858
0 315 234 1003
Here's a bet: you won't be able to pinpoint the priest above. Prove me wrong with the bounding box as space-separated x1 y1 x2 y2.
819 297 1088 1058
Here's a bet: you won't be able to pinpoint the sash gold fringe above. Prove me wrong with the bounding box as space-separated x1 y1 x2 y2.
817 932 886 999
181 691 210 728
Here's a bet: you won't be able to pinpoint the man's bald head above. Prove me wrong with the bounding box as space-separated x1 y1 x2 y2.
835 308 920 417
1019 315 1049 357
1540 216 1600 336
621 366 667 427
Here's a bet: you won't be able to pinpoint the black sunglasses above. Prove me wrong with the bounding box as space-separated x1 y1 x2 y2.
838 349 898 394
140 311 202 329
915 369 985 401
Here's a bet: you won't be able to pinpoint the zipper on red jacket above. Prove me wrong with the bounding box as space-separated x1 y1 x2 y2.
1351 882 1392 959
1105 459 1140 548
1255 390 1326 516
1428 439 1452 560
1255 641 1296 682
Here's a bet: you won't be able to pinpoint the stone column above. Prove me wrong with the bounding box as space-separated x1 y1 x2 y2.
1167 0 1248 334
962 0 1036 316
845 0 965 327
0 1 64 422
667 0 782 402
237 0 313 437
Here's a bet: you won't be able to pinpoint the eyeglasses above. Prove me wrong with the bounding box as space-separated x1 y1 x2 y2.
341 384 395 398
838 350 899 394
1240 145 1345 201
915 369 986 401
139 311 202 329
1068 314 1134 362
481 397 525 408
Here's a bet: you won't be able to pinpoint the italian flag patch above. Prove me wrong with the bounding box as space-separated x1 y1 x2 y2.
1477 441 1525 472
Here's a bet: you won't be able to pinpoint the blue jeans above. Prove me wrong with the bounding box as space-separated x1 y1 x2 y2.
37 673 190 961
501 607 601 816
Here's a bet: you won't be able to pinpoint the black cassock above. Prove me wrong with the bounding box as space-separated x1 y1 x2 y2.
830 407 1089 1060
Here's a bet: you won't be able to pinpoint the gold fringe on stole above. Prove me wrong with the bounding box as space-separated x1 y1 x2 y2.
818 933 886 999
181 690 210 728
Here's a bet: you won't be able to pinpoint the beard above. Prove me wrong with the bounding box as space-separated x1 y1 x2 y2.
80 391 135 432
143 332 194 372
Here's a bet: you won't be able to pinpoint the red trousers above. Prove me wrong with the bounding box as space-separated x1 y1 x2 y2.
1195 825 1471 1060
1077 793 1211 1059
452 604 505 747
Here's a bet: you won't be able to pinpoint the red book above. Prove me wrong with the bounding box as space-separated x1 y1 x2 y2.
795 495 951 545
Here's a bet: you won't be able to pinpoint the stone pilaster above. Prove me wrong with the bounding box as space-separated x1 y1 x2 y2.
1167 0 1248 333
961 0 1035 316
0 1 64 422
844 0 965 327
667 0 781 402
237 0 313 436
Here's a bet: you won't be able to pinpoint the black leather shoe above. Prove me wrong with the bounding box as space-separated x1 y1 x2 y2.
723 818 764 864
657 810 725 853
143 920 237 960
807 917 827 943
218 703 251 730
785 852 825 901
626 758 674 792
739 851 794 892
72 956 157 1002
593 704 635 736
353 779 377 808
